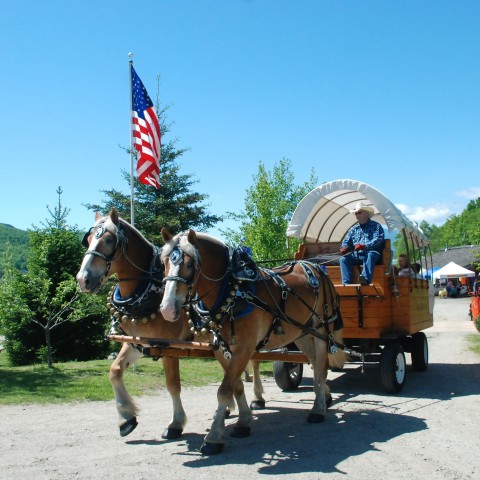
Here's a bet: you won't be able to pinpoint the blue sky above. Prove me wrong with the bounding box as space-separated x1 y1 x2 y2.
1 1 479 240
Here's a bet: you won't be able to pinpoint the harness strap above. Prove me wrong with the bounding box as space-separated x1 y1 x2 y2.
298 261 320 289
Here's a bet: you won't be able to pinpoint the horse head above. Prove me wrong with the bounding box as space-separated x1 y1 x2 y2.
159 227 199 321
76 208 129 293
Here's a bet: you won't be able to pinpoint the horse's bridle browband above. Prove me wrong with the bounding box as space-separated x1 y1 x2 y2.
82 222 127 265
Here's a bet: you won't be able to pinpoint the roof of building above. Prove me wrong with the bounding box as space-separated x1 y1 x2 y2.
430 245 480 271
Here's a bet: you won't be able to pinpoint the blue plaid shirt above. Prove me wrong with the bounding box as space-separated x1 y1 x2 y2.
341 219 385 255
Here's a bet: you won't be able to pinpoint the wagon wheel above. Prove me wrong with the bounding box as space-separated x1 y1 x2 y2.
411 332 428 372
380 343 406 393
273 361 303 391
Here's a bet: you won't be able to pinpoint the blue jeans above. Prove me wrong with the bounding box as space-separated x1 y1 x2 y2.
340 251 382 284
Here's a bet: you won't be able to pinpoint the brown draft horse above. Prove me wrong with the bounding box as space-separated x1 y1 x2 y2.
76 209 265 440
76 208 193 439
160 228 345 455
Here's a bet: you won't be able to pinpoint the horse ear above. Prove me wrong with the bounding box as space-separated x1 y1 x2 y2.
161 227 173 242
110 208 119 224
187 229 197 245
95 211 101 221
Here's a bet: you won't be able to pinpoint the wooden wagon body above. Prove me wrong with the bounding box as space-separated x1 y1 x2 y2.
294 240 433 341
276 179 435 392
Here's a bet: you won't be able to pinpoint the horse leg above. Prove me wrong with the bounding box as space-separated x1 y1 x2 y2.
249 359 266 410
109 343 142 437
295 335 331 423
201 351 253 455
231 377 253 438
307 336 330 423
161 356 187 439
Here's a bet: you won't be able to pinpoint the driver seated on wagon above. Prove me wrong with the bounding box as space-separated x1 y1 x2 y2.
339 201 385 285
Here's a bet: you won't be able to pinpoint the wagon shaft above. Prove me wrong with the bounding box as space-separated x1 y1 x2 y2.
107 334 310 362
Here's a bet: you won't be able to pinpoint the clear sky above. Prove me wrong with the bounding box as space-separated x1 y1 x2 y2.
1 1 479 240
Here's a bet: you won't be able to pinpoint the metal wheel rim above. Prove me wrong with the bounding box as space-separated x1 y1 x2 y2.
422 337 429 364
395 352 406 383
287 363 301 381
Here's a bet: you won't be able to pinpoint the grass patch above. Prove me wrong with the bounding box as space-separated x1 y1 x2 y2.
0 350 273 406
468 333 480 356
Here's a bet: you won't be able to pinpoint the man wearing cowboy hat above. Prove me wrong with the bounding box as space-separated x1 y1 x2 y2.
339 201 385 285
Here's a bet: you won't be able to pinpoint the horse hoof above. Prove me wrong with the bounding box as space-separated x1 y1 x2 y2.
200 442 224 455
307 413 325 423
231 426 251 438
120 417 138 437
326 393 333 409
250 400 266 410
162 427 183 440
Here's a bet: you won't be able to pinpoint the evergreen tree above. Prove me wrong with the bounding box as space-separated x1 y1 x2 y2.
0 188 109 367
84 109 221 245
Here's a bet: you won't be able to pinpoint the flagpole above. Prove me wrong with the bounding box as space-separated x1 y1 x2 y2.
128 52 135 227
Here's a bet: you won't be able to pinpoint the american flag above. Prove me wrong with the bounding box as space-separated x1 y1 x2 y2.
131 65 161 188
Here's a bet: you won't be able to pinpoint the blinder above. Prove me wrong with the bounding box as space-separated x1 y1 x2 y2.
82 227 94 248
162 245 194 287
82 222 126 264
169 246 184 266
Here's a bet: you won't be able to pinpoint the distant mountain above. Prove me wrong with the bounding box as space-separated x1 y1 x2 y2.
0 223 28 274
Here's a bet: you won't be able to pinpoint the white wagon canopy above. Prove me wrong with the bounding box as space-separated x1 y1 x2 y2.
283 179 434 394
435 261 475 278
286 178 429 246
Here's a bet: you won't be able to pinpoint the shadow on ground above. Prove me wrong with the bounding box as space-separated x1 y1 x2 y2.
165 361 480 474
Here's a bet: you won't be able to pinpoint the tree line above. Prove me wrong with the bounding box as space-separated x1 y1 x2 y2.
1 107 479 367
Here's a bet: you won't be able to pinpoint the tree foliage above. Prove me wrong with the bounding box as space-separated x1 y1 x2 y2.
84 108 221 245
222 158 318 263
404 199 480 255
0 224 28 275
0 189 109 367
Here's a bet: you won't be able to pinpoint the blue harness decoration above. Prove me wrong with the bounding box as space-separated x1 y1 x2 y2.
107 245 164 334
186 245 343 359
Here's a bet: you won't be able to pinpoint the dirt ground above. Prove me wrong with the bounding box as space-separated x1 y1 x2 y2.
1 296 479 480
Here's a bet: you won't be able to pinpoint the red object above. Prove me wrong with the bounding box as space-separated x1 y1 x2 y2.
340 246 349 254
354 244 366 252
471 296 480 322
131 65 161 188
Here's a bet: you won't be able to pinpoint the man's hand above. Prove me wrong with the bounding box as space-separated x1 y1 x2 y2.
354 244 366 252
340 246 349 254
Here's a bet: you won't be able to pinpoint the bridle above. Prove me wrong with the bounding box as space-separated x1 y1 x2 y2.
162 246 194 286
82 222 128 278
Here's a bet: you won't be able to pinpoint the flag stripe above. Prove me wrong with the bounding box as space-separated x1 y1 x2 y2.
130 65 161 188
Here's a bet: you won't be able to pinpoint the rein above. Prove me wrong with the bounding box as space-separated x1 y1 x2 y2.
162 244 230 306
163 238 344 357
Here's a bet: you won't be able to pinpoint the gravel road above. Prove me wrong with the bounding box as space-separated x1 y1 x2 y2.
1 296 479 480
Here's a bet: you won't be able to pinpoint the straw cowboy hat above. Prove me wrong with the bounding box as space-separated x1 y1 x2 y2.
349 201 375 216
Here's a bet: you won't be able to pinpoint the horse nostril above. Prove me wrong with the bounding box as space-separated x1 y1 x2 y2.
82 275 90 289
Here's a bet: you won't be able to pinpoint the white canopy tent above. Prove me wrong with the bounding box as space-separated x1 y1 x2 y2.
286 179 429 245
434 261 475 279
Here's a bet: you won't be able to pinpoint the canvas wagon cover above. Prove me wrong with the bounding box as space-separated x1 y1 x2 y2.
286 179 429 246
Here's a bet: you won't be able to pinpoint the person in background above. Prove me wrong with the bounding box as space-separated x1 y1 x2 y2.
339 201 385 285
394 254 416 277
473 276 480 297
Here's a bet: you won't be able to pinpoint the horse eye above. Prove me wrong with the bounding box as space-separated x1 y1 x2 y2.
187 259 194 269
